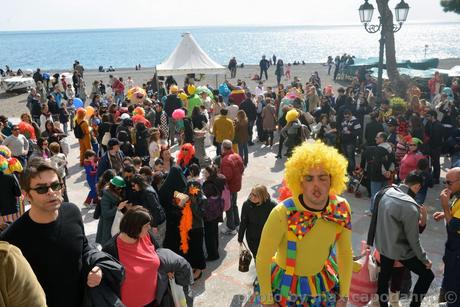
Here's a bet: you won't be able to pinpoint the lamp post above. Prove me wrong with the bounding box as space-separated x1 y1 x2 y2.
358 0 410 103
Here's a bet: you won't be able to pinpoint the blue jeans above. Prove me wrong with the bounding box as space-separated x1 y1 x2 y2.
341 143 356 174
238 143 248 165
370 180 385 212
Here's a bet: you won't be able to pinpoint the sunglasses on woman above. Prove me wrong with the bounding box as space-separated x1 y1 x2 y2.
30 181 63 194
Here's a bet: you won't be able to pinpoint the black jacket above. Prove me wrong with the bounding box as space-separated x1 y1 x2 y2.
164 95 182 117
82 249 125 307
426 120 444 148
138 186 166 227
239 99 257 121
364 120 384 146
237 198 276 256
0 173 21 216
360 144 394 181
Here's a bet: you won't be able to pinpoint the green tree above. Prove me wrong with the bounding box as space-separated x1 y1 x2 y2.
440 0 460 14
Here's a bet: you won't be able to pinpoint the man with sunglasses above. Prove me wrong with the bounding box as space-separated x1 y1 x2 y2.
0 158 102 307
433 167 460 305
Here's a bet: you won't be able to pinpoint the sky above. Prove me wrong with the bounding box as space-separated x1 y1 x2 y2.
1 0 459 31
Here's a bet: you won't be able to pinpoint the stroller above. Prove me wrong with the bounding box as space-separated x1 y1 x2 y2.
347 167 369 198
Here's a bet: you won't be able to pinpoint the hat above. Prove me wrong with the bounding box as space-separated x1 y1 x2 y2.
387 117 398 126
120 113 130 120
170 85 179 94
110 176 126 188
107 138 120 149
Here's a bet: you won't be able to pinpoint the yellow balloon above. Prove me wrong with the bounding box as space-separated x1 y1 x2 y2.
85 106 95 118
179 93 188 101
187 84 196 95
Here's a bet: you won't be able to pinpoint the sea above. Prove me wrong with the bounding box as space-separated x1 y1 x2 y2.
1 23 460 71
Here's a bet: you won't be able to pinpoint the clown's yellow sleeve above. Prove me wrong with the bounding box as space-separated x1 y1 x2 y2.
336 223 353 297
256 203 285 304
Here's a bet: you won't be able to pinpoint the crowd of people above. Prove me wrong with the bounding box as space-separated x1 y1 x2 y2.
0 57 460 306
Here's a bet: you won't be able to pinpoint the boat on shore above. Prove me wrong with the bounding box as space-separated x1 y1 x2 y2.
0 76 35 93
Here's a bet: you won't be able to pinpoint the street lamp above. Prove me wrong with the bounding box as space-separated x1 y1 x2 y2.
358 0 410 103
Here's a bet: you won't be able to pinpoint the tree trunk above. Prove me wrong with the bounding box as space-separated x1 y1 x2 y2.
376 0 407 97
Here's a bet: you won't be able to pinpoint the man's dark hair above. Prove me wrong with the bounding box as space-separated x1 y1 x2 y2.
123 165 135 174
131 174 147 190
417 158 429 171
376 132 388 140
405 171 424 186
132 156 142 166
220 108 228 116
119 207 152 239
188 164 200 177
154 158 164 166
84 149 96 159
20 158 61 192
337 87 345 94
427 110 437 119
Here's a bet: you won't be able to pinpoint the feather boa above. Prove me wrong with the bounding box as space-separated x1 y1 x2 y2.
178 185 201 254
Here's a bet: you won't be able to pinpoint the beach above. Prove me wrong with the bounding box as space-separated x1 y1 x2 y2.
1 58 460 118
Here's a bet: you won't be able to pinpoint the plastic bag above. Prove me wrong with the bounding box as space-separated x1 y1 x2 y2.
169 277 187 307
222 185 231 212
349 240 378 307
111 210 123 236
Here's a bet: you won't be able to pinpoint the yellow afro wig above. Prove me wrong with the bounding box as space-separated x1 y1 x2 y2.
285 109 299 123
285 141 348 197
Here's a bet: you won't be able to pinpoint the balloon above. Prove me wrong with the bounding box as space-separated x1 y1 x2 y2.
73 98 84 108
85 106 95 118
187 84 196 95
179 93 188 101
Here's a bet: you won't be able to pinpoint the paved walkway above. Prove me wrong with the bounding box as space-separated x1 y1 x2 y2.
63 133 449 306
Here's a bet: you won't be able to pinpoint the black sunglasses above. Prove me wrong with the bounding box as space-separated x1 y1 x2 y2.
30 181 63 194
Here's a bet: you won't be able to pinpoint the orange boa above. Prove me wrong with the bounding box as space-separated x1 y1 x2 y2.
178 185 201 254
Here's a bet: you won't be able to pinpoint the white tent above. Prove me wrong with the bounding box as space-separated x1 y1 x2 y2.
155 33 226 76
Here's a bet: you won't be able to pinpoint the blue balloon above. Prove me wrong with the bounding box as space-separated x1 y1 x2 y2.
73 98 84 108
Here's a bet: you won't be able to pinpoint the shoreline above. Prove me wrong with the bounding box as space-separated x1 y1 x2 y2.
1 58 460 118
4 57 460 73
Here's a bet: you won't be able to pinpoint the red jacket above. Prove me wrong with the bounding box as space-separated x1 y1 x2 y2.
220 150 244 193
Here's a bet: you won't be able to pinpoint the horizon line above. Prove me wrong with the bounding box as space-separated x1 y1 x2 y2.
1 21 459 33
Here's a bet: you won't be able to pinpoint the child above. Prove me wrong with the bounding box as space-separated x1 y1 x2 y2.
59 103 69 134
49 142 68 190
152 158 166 192
83 149 98 207
132 156 142 173
66 98 75 131
187 163 202 184
415 158 433 205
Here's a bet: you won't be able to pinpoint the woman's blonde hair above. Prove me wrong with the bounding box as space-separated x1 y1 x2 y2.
236 110 247 122
251 184 270 204
285 141 348 197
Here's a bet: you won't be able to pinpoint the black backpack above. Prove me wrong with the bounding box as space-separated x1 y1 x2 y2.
366 185 397 246
74 121 84 139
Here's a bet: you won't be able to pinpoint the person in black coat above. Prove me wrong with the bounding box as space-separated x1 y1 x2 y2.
158 166 188 254
130 174 166 245
239 92 257 145
425 110 444 183
237 184 276 259
364 112 384 146
0 171 22 222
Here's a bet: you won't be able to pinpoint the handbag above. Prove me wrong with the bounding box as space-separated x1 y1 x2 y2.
101 132 111 146
169 277 187 307
222 185 231 212
238 242 253 272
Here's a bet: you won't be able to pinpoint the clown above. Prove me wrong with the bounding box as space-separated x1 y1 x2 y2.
0 146 24 223
0 145 23 175
127 86 147 105
256 141 353 306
